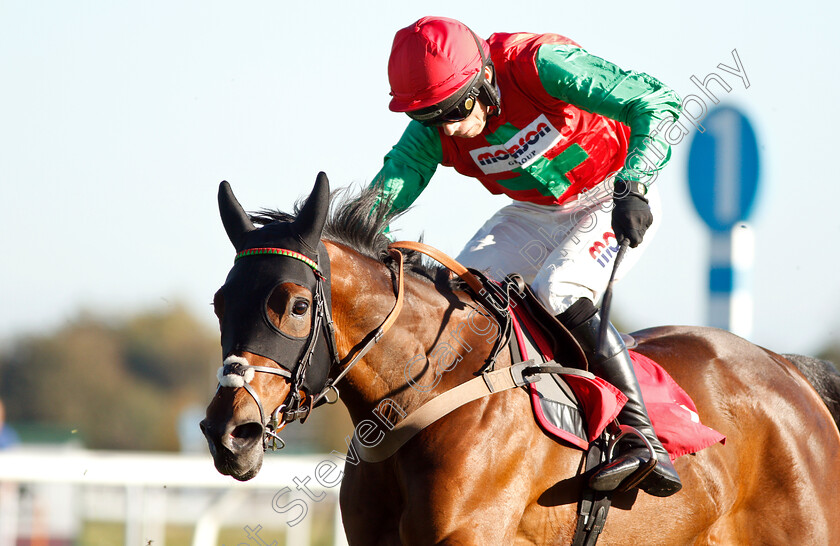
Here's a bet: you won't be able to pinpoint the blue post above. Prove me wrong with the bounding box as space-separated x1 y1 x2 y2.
708 224 753 337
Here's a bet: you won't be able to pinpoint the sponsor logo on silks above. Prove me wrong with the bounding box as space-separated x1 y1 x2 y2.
469 114 562 175
589 232 620 269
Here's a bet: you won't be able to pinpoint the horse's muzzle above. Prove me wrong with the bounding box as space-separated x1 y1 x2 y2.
199 418 265 481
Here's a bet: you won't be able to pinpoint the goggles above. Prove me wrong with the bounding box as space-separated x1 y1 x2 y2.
406 81 481 127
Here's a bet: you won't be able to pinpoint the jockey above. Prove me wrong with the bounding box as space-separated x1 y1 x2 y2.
370 16 683 497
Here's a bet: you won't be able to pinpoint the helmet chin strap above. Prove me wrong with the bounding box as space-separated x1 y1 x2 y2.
479 71 501 117
467 28 501 115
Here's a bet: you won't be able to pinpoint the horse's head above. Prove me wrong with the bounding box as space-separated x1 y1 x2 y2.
200 172 338 481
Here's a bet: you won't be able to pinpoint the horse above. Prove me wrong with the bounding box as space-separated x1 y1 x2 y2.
201 173 840 545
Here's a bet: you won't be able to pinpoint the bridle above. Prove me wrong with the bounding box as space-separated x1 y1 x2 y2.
216 245 405 451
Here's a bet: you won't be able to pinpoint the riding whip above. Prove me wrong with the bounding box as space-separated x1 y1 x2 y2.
597 240 630 357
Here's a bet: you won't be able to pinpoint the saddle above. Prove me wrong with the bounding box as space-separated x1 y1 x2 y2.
503 275 724 460
503 274 624 449
504 273 586 367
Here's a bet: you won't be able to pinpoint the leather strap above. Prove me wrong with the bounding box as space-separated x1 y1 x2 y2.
571 436 613 546
524 365 595 379
372 248 406 335
351 360 540 463
389 240 486 295
312 248 405 405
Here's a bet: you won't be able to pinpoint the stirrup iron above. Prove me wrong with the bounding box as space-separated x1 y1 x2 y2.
607 424 658 492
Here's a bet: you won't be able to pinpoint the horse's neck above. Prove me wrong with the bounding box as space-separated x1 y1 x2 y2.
325 241 496 425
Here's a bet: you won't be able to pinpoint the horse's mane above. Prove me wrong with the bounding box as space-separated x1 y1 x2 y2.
249 184 451 285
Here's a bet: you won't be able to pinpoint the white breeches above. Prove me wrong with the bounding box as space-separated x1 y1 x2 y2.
455 181 661 315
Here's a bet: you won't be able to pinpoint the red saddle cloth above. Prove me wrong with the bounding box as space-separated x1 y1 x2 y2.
512 311 726 461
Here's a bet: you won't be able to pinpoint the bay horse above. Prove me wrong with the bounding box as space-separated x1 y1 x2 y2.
201 173 840 545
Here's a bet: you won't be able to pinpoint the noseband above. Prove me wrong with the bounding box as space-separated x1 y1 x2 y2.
216 246 405 451
217 355 295 449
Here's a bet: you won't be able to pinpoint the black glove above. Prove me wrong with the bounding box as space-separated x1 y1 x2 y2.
611 180 652 248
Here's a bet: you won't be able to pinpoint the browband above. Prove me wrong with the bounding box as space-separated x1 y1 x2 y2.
234 247 322 277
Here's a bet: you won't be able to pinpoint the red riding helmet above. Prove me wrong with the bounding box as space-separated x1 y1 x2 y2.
387 16 500 120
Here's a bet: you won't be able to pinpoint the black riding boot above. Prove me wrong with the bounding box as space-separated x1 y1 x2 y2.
562 305 682 497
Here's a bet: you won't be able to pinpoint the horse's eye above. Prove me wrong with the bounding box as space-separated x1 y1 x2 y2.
292 300 310 316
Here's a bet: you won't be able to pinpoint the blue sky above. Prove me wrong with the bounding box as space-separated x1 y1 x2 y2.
2 1 838 356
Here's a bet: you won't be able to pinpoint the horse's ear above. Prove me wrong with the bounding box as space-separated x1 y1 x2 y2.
293 172 330 250
218 181 255 250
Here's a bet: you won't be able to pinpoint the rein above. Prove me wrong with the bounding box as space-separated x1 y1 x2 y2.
388 240 486 294
312 248 405 405
390 240 514 373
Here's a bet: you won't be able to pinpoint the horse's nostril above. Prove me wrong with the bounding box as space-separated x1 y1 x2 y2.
199 420 208 435
231 422 263 444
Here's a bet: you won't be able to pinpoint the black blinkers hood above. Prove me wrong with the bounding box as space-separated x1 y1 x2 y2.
217 173 333 396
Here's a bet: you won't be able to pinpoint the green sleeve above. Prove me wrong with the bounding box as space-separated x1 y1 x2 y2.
535 44 682 184
371 120 443 214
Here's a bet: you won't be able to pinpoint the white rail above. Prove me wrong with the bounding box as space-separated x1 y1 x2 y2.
0 447 350 546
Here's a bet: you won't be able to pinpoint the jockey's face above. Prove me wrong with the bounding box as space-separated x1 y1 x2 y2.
440 98 489 138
